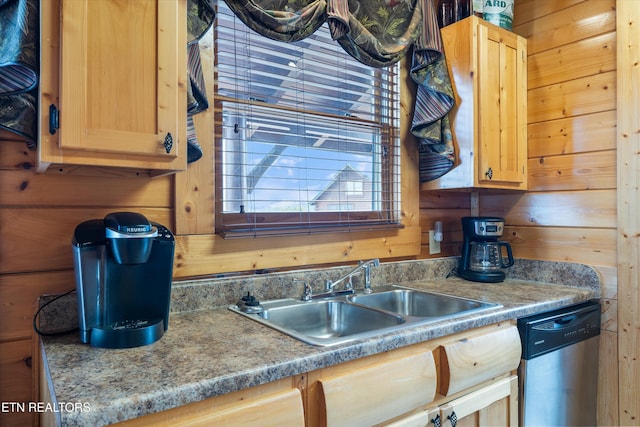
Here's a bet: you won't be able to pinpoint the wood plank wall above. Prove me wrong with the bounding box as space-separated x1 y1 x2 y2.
489 1 619 425
420 0 620 424
615 1 640 424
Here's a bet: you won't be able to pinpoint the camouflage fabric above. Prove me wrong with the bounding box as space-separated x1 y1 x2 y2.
222 0 455 181
0 0 38 148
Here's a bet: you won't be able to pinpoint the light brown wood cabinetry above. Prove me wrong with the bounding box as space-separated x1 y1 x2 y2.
391 376 518 427
306 323 521 427
102 377 305 427
439 324 521 396
422 16 527 191
38 0 187 175
316 351 438 426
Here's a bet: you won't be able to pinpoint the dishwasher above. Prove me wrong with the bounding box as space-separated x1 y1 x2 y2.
517 300 601 426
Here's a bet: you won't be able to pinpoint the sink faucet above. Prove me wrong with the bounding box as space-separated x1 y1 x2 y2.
297 259 380 301
325 259 380 294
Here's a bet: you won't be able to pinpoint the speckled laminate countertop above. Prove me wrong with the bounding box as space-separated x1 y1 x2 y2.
39 258 600 426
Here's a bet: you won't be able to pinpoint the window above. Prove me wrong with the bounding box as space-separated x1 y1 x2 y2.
214 1 401 237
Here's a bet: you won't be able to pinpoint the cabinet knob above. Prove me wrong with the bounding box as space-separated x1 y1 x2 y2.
164 133 173 153
485 167 493 180
430 414 441 427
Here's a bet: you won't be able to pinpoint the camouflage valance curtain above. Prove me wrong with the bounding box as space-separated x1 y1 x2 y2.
223 0 455 181
0 0 38 149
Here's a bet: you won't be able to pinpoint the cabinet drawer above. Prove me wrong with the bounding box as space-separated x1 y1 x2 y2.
439 375 518 427
440 325 521 396
184 388 305 427
114 382 305 426
319 351 437 427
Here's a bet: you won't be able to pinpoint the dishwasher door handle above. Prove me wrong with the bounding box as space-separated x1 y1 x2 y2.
554 315 576 327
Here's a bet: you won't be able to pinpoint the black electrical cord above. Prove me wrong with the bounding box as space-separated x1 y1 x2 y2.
32 289 78 337
446 267 459 278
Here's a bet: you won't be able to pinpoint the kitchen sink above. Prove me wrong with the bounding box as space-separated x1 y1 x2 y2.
347 286 496 319
252 299 404 346
229 285 500 346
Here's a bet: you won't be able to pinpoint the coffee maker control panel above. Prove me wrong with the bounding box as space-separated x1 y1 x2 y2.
153 223 175 243
474 220 504 237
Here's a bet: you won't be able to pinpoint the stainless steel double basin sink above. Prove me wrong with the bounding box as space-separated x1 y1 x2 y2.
229 285 501 346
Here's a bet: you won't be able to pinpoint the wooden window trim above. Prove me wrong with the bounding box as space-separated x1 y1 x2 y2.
172 30 420 278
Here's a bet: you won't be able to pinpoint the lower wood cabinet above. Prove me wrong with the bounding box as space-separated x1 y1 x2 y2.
316 350 438 427
112 377 306 427
305 322 521 427
385 376 518 427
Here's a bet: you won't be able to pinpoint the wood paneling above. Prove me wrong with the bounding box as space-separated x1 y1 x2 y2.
0 271 75 342
527 150 616 191
0 339 34 427
503 226 616 267
527 31 616 89
173 227 422 278
527 110 616 157
514 0 615 55
512 0 585 26
481 190 616 228
418 189 471 255
599 329 618 427
0 208 171 274
528 71 616 123
0 170 171 207
616 1 640 424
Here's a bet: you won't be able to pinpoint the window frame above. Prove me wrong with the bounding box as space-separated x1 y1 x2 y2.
172 26 421 278
212 7 402 238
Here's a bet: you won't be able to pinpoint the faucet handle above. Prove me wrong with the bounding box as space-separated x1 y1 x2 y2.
344 275 354 290
325 279 333 292
294 279 313 301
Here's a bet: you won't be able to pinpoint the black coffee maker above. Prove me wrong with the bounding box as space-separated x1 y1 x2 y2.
72 212 175 348
459 216 514 283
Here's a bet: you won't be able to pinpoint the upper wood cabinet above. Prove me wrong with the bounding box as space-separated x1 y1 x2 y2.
38 0 187 175
422 16 527 191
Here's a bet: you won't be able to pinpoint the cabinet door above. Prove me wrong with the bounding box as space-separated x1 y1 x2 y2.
318 351 437 427
477 22 527 186
39 0 186 173
439 324 521 396
439 376 518 427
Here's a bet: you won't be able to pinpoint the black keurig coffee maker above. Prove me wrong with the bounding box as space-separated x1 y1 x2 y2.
72 212 174 348
459 216 514 283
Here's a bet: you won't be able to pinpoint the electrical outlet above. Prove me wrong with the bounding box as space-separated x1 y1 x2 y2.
429 230 441 254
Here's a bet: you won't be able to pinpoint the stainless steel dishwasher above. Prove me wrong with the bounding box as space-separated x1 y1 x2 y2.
517 301 601 426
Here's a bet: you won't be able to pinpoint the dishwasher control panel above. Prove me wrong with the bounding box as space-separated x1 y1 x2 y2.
518 300 601 359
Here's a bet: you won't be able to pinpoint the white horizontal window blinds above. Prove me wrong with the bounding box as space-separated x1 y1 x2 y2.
214 1 402 237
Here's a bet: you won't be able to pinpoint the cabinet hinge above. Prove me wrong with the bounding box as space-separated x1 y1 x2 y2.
49 104 59 135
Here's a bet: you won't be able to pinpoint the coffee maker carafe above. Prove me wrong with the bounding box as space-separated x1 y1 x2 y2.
72 212 175 348
459 216 514 283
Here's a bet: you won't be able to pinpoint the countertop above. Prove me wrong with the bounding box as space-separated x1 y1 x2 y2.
39 259 600 426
